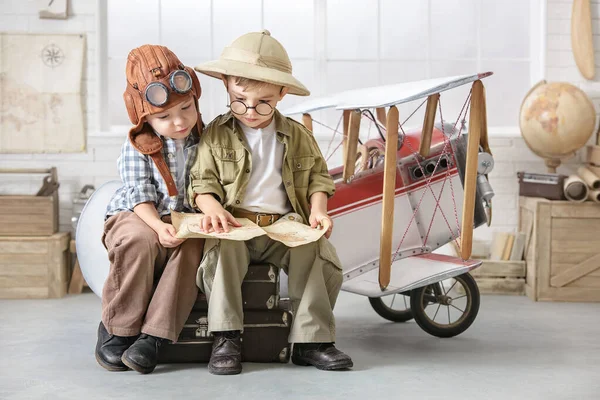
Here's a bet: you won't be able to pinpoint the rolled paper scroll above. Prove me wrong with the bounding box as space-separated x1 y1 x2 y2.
577 166 600 189
588 189 600 203
564 174 589 202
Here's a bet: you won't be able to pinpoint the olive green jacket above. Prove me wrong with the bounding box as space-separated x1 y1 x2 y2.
187 110 335 223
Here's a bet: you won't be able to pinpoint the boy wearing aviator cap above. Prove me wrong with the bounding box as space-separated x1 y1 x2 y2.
96 44 204 374
189 30 353 375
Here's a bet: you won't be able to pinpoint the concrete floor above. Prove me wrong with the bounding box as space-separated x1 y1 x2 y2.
0 292 598 400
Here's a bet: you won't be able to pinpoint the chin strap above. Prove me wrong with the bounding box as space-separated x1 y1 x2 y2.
129 126 178 197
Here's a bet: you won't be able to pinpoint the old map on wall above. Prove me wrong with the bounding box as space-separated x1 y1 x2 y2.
0 33 86 153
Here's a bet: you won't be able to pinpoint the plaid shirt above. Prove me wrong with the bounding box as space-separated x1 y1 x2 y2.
106 132 199 218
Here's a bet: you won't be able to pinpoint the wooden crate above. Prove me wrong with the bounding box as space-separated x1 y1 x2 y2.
519 196 600 302
0 168 59 236
0 232 70 299
470 260 526 295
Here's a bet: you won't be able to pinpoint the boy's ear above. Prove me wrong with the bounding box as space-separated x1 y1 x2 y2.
279 86 289 100
221 76 229 89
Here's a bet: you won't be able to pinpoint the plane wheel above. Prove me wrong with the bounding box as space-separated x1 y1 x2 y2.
368 294 413 322
409 272 480 338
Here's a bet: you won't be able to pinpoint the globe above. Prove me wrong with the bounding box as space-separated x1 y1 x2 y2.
519 80 596 172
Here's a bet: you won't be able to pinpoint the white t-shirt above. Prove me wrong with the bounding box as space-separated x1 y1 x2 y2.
238 119 291 214
174 138 186 195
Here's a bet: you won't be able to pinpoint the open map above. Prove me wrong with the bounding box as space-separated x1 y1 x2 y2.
171 211 329 247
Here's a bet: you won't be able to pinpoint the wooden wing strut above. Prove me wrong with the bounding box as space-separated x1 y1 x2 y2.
379 106 399 290
460 80 485 260
302 113 313 132
342 110 361 182
419 94 439 158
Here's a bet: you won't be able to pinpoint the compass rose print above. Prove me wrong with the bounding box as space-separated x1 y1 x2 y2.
41 44 64 68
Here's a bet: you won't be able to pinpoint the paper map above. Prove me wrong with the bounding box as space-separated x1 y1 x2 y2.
171 211 329 247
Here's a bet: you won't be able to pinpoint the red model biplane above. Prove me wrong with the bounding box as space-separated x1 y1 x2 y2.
77 72 495 338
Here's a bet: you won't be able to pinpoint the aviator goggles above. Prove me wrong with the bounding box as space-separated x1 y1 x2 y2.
144 69 193 107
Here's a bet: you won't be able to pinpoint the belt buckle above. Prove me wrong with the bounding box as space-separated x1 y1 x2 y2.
255 213 274 227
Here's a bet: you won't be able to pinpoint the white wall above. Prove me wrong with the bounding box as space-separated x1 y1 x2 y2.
0 0 598 241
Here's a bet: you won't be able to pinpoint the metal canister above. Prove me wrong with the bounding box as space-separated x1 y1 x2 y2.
71 185 95 231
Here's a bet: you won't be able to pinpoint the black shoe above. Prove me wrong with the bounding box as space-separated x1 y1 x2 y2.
95 322 138 372
121 334 164 374
208 331 242 375
292 343 353 370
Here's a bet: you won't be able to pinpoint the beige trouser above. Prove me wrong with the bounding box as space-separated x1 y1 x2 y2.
101 212 204 342
197 236 343 343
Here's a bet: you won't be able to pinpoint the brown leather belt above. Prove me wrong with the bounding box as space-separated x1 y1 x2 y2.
232 209 281 227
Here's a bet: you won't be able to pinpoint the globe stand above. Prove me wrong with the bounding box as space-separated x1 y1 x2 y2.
545 158 561 173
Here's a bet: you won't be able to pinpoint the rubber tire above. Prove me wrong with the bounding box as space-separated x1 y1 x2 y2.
409 272 480 338
368 295 413 323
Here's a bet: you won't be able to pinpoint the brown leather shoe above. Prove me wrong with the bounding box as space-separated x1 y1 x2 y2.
292 343 353 370
208 331 242 375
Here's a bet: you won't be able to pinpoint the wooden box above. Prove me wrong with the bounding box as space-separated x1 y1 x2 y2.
519 197 600 302
0 168 59 236
0 232 70 299
471 260 526 295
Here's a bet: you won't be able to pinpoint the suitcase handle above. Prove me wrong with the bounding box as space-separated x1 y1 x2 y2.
0 167 59 196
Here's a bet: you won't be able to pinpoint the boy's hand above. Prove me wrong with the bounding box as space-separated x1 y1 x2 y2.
309 212 333 239
156 222 185 248
201 205 241 234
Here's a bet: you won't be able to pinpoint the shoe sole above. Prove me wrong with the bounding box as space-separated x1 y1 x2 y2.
208 364 242 375
95 351 129 372
291 355 353 371
121 354 156 374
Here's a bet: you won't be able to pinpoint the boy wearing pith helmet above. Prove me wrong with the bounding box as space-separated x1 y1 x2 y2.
188 30 353 375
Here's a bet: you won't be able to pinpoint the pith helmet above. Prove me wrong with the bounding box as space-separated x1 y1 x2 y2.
194 30 309 96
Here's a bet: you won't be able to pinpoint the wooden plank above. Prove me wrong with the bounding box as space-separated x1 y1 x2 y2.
379 106 399 290
550 252 600 287
342 110 361 182
474 278 525 295
551 240 600 253
551 252 596 264
471 260 526 278
550 203 600 218
0 264 47 276
0 241 49 254
0 275 48 288
538 286 600 302
0 253 49 265
551 227 600 241
48 233 69 298
536 201 552 296
552 218 600 230
460 80 484 260
565 276 600 289
419 93 439 158
551 263 600 278
0 287 49 299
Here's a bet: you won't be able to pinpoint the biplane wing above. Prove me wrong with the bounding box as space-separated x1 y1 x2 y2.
280 72 493 115
341 253 482 297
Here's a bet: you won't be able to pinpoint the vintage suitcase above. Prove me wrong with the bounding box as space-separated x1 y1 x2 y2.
194 264 280 310
517 171 567 201
158 309 291 363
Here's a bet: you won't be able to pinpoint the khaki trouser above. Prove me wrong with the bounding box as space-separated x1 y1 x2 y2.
101 212 204 342
197 236 343 343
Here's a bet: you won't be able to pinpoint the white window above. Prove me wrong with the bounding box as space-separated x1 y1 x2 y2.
98 0 544 138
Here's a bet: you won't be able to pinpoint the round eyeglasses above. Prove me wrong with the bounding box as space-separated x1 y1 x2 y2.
227 100 274 116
